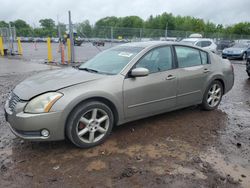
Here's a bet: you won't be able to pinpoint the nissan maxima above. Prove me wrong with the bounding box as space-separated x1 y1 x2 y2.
4 41 234 148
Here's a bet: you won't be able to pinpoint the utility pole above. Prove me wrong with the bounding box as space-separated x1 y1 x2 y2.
165 23 168 39
57 15 61 39
8 23 13 54
57 15 65 64
111 27 113 46
68 11 75 63
140 28 143 41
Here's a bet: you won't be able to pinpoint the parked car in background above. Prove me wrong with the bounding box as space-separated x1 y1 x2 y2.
216 40 235 51
20 37 34 43
51 37 59 43
222 43 250 60
5 41 234 148
74 38 84 46
92 40 105 46
189 33 203 38
237 39 250 44
181 38 217 53
246 48 250 77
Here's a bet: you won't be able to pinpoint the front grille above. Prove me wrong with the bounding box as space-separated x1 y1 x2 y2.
8 93 21 112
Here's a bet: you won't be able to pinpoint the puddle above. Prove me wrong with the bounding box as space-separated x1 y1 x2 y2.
201 148 250 188
0 148 13 156
86 160 107 171
172 165 207 180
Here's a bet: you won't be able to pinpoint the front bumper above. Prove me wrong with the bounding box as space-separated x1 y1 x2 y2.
222 53 243 59
4 100 65 141
246 61 250 74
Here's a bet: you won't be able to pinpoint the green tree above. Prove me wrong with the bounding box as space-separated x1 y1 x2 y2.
57 23 67 37
39 19 55 29
231 22 250 35
0 20 8 28
10 19 33 36
119 16 143 28
95 16 120 27
76 20 92 37
38 18 57 37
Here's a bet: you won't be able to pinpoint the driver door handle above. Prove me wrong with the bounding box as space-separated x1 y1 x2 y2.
203 68 210 73
166 75 176 80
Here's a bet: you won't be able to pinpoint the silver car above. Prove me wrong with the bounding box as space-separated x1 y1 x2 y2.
222 43 250 60
4 41 234 148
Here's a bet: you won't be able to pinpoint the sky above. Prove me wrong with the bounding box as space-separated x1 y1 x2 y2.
1 0 250 27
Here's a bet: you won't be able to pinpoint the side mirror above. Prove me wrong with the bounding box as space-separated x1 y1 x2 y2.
130 67 149 77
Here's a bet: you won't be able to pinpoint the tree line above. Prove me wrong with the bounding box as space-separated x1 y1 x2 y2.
0 12 250 38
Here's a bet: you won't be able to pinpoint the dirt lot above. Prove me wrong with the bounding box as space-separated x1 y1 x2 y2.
0 57 250 188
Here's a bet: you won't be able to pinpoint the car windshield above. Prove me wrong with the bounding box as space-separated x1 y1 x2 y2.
79 46 144 75
233 43 249 48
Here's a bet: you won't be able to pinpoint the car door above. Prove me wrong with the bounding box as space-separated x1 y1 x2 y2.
123 46 178 119
174 45 211 107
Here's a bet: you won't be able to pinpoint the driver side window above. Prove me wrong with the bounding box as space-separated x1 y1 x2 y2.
136 46 173 73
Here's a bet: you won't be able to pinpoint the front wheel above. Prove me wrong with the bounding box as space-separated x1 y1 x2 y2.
201 81 223 110
66 101 114 148
242 53 247 60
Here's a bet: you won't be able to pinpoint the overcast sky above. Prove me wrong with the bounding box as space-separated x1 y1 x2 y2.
1 0 250 27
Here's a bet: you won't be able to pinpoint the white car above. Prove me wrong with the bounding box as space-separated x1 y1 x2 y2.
181 38 217 53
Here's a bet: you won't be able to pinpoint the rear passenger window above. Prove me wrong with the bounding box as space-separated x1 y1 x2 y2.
196 41 202 47
200 51 208 64
175 46 202 68
201 41 212 47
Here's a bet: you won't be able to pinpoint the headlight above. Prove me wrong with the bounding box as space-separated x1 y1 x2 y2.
24 92 63 113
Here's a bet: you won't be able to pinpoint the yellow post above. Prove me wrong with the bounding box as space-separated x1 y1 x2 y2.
17 37 23 55
67 38 71 64
47 37 53 62
0 37 4 56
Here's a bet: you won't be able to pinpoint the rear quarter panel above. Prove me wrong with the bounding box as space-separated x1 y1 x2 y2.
204 52 234 94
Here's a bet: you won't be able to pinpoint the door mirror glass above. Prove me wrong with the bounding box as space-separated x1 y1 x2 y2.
130 67 149 77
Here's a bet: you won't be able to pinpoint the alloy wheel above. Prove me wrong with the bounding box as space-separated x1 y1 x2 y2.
76 108 110 144
243 53 247 60
207 83 222 107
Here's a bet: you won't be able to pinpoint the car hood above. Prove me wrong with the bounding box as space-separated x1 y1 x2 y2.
13 68 106 100
224 47 246 52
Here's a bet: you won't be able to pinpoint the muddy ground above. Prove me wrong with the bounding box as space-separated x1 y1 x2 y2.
0 58 250 188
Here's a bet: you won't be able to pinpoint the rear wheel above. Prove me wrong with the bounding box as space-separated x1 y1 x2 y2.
66 101 114 148
201 81 223 110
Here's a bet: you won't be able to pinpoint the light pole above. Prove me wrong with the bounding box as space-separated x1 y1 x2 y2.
68 11 75 63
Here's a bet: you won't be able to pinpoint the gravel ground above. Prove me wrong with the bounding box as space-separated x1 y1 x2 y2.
0 57 250 188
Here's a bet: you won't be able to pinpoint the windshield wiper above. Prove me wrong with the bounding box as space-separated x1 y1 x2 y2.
78 67 115 75
78 67 99 73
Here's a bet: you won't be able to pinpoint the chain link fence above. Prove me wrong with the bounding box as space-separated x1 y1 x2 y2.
4 24 249 63
0 27 17 55
73 25 250 41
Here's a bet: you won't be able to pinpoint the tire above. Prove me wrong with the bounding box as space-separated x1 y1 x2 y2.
66 101 114 148
201 80 223 111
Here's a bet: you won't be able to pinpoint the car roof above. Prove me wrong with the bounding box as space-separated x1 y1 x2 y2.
182 38 213 42
119 41 179 48
116 41 210 54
